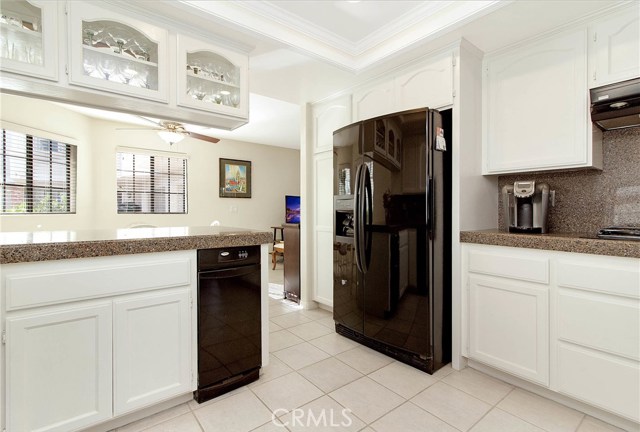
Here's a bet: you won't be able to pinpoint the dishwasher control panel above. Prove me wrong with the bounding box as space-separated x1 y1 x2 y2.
198 245 260 270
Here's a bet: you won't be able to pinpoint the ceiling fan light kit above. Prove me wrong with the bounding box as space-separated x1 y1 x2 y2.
157 130 185 145
117 116 221 145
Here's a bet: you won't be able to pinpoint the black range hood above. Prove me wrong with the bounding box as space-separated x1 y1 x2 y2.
590 77 640 131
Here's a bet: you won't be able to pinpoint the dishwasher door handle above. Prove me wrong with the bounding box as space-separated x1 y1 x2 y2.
199 264 261 280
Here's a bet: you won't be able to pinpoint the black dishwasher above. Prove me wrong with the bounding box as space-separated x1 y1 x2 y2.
195 245 262 403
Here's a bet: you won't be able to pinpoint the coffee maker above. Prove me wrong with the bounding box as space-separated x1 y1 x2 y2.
502 181 553 233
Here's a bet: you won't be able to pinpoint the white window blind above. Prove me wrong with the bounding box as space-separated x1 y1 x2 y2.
116 151 187 214
1 129 77 214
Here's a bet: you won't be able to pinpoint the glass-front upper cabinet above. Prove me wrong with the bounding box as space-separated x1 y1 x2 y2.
176 34 249 119
0 0 58 81
67 2 168 103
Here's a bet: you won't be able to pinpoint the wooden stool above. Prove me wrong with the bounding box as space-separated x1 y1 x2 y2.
272 242 284 270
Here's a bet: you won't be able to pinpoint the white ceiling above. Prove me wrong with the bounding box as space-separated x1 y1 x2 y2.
182 0 503 71
59 0 626 150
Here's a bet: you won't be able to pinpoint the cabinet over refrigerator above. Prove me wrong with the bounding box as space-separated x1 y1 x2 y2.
332 107 452 374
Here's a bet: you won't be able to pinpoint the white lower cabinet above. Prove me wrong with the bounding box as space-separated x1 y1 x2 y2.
113 289 192 415
462 243 640 423
6 302 113 432
554 257 640 422
1 251 196 431
468 274 549 386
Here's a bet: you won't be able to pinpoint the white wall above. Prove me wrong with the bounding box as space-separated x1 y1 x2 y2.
0 93 95 231
0 94 300 232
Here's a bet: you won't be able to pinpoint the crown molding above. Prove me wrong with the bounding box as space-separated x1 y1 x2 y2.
180 0 508 73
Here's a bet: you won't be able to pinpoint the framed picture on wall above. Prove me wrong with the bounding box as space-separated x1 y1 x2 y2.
219 158 252 198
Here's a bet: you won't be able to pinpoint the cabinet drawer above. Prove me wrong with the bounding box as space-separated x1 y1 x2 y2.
5 255 192 310
468 249 549 284
557 343 640 422
558 290 639 360
557 259 640 298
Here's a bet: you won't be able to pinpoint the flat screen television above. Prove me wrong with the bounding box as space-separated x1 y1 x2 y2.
285 195 301 224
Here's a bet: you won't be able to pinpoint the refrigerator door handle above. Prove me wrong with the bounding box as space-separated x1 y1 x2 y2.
353 163 364 273
426 177 435 239
362 163 372 273
425 177 431 229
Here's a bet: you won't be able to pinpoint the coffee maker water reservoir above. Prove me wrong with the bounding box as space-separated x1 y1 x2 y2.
502 181 554 233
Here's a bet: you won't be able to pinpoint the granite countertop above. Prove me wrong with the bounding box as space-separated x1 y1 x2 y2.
0 226 273 264
460 229 640 259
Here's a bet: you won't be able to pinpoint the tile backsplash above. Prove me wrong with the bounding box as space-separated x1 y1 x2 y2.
498 127 640 235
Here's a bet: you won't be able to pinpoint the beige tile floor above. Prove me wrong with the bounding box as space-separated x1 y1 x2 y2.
113 268 627 432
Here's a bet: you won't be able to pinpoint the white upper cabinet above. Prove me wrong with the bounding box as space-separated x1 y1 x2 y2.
353 80 394 121
483 29 601 174
176 34 249 119
312 94 351 153
67 1 168 102
395 51 453 112
588 4 640 88
353 51 454 121
0 0 58 81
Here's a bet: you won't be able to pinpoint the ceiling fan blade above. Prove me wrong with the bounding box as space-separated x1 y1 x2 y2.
188 132 220 143
137 116 163 127
116 127 163 131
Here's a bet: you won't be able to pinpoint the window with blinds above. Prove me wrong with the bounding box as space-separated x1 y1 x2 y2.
116 151 187 214
1 129 77 214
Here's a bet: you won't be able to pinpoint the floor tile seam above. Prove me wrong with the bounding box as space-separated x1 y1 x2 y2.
435 380 496 409
330 350 375 377
248 382 287 424
187 409 206 432
342 392 406 427
439 376 514 407
574 415 588 432
493 407 558 432
270 339 331 360
465 404 498 432
272 393 330 419
405 396 467 432
126 404 193 432
269 336 307 353
249 372 327 417
364 369 425 401
403 398 466 430
496 396 586 432
321 392 371 428
305 336 355 356
132 409 202 432
288 329 334 343
272 349 333 372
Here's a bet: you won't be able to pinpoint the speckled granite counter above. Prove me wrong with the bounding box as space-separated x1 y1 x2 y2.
460 229 640 258
0 226 273 264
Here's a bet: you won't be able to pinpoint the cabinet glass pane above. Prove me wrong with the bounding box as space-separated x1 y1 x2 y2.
0 0 43 65
81 20 158 90
186 51 241 108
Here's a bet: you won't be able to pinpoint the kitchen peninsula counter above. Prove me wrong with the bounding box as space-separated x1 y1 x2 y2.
0 226 273 264
461 229 640 259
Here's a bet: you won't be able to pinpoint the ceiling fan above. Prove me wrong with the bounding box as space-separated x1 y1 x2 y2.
118 117 220 145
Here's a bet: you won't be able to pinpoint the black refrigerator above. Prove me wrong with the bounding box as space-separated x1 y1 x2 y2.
332 108 451 374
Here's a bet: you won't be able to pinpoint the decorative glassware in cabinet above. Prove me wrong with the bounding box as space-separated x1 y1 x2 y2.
185 51 241 109
81 20 159 91
177 34 248 118
0 0 57 81
68 2 168 102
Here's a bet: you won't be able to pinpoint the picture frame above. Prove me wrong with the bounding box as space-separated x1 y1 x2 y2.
219 158 252 198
